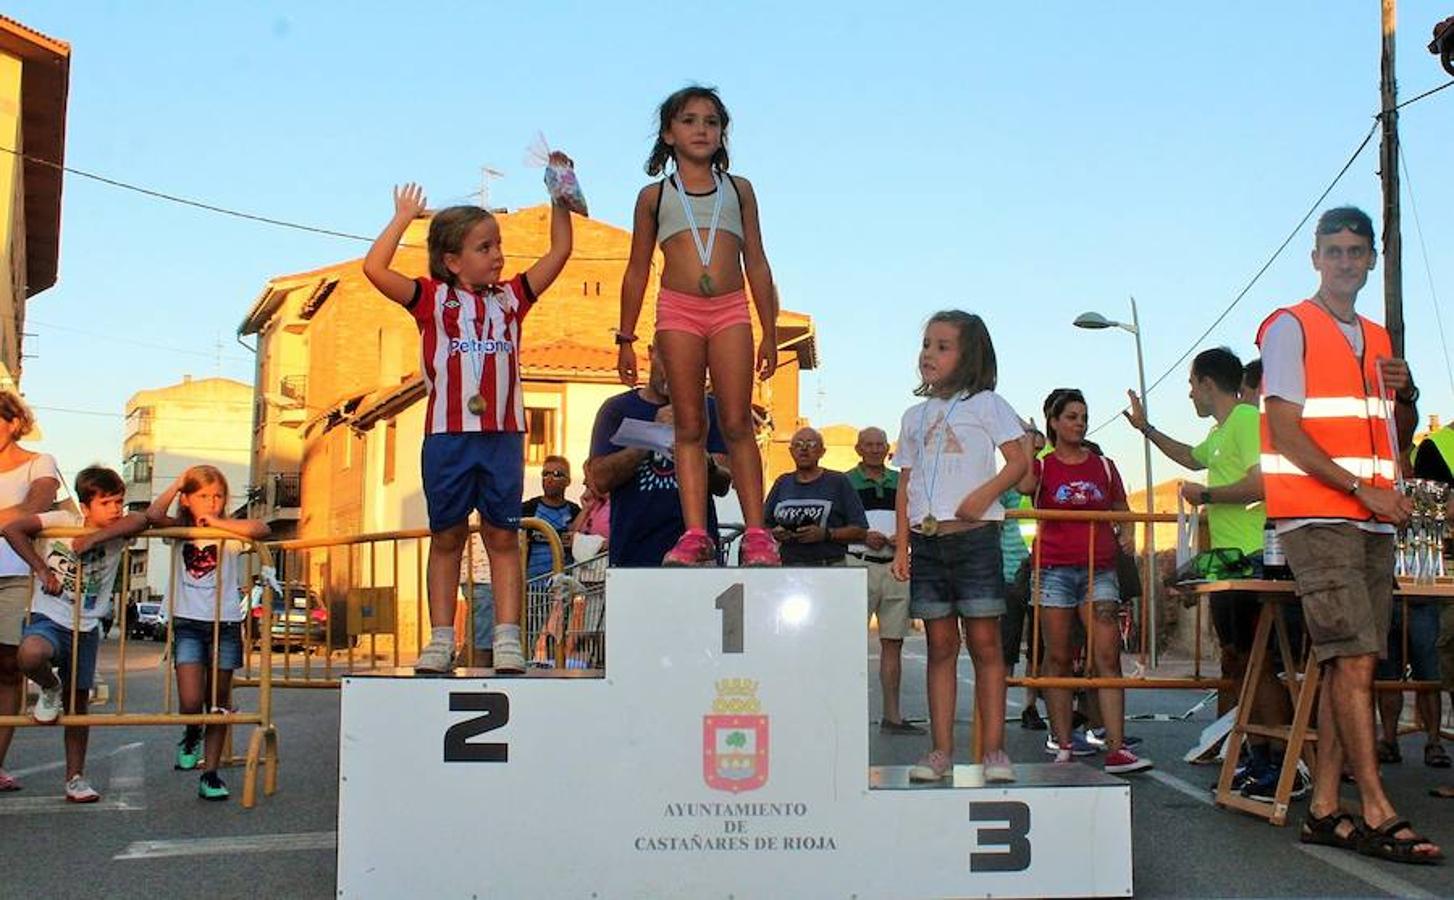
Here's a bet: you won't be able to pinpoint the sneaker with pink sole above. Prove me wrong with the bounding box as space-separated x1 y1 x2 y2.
663 530 717 567
908 749 952 782
738 528 780 567
1104 747 1153 774
983 749 1016 783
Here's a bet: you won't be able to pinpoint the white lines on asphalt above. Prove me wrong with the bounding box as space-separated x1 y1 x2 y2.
1144 768 1215 807
114 831 337 860
0 742 146 815
1295 843 1439 899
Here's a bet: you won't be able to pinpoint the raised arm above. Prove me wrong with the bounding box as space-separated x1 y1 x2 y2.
362 183 428 306
733 176 778 381
617 185 659 385
72 512 150 556
146 475 185 527
1122 389 1201 470
524 154 576 294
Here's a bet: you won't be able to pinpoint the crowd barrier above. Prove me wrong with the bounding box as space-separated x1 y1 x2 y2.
236 518 563 687
0 526 279 807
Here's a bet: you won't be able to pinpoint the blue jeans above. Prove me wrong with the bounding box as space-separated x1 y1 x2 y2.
172 617 243 670
908 526 1006 620
22 616 99 691
1034 566 1120 609
463 582 495 650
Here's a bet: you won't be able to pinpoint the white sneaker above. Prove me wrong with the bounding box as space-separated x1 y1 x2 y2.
32 682 63 724
908 749 952 782
65 775 100 804
983 749 1016 783
493 635 525 674
413 639 456 674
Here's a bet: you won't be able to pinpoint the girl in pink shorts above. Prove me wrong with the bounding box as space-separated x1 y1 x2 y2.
617 86 780 567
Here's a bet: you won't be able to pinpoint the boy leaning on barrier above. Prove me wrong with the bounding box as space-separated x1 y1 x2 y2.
0 466 147 803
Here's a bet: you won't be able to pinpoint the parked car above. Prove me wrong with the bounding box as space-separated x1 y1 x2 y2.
130 601 167 641
252 585 329 654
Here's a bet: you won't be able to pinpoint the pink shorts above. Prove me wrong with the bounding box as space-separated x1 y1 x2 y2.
654 287 751 339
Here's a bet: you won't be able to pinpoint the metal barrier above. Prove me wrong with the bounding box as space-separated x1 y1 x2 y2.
525 553 607 670
238 517 563 687
0 526 279 807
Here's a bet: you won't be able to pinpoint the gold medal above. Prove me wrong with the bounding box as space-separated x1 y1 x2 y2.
920 514 939 536
467 394 485 415
699 271 714 295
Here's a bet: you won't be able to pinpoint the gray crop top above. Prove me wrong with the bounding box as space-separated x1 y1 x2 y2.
655 173 745 245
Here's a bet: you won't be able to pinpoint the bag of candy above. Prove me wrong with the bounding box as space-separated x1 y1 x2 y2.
525 132 588 217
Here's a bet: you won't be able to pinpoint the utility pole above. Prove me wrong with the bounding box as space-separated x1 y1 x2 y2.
1380 0 1404 355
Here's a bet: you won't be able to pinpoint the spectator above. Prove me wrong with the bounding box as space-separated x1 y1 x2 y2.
845 426 923 736
522 456 581 580
1125 347 1297 798
570 459 611 560
588 344 732 567
1240 358 1263 406
0 391 61 792
765 427 867 567
1019 388 1152 774
1260 206 1439 861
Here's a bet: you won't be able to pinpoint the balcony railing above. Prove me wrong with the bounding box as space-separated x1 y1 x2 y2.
272 472 301 509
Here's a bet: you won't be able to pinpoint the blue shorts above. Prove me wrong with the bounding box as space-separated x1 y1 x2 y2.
1376 600 1441 682
1035 566 1120 609
422 432 524 533
22 616 100 691
462 581 495 650
172 617 244 670
909 526 1007 620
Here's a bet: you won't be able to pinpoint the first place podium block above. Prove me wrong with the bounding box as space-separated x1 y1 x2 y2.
338 569 1132 898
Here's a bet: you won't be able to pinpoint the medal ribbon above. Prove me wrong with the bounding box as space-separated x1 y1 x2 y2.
919 392 967 526
456 286 493 414
671 170 725 288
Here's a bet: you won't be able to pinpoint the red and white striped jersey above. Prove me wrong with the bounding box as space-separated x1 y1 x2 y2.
407 274 535 434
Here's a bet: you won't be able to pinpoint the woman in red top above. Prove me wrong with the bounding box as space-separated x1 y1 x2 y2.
1018 389 1152 774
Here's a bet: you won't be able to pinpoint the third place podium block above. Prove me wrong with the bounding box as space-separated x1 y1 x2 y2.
338 568 1132 898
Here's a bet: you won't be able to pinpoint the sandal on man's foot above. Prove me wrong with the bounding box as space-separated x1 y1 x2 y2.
1425 742 1451 769
1376 739 1402 764
1357 817 1444 865
1299 809 1359 851
1430 785 1454 799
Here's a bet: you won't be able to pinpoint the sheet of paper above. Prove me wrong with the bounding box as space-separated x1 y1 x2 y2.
611 418 675 457
849 509 898 556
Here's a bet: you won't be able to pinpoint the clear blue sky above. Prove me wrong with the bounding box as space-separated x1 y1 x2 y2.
10 1 1454 499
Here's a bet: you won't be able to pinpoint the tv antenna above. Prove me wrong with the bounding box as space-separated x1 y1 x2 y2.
478 166 505 209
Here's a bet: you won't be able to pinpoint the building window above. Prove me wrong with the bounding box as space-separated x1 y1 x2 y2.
123 453 153 485
383 420 397 485
124 406 154 439
525 407 556 465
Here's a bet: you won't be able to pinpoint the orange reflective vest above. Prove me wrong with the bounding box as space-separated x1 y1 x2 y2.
1254 300 1397 520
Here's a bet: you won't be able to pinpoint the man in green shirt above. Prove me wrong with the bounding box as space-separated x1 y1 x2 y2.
1126 347 1299 801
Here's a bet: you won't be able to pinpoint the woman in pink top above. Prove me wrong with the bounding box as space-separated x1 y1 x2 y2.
1018 388 1152 775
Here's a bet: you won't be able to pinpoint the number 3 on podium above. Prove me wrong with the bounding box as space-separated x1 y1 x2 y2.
715 583 744 654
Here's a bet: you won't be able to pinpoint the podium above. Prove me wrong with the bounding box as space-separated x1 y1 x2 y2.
338 569 1132 898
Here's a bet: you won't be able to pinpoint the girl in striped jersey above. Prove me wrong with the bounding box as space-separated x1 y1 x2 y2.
364 170 574 674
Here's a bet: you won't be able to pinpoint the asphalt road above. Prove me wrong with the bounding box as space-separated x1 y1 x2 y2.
0 633 1449 898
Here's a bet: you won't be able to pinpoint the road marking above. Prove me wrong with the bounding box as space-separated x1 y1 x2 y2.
1295 844 1438 899
114 831 337 860
8 740 145 779
0 742 146 815
1144 769 1215 806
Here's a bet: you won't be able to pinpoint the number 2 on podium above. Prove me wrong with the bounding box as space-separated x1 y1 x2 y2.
714 583 744 654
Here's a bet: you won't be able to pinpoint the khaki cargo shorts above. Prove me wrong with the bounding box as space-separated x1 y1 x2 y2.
849 554 911 640
1280 523 1394 664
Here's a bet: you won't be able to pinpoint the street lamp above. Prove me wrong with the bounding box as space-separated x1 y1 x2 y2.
1074 298 1158 667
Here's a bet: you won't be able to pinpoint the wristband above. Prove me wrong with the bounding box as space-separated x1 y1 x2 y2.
1397 385 1420 405
1199 489 1212 505
612 330 637 344
1349 479 1361 495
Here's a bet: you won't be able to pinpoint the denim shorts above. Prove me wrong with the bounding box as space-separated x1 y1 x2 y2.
908 525 1006 620
421 431 525 533
1376 600 1441 681
1035 565 1120 609
463 581 495 650
22 616 100 691
172 617 244 670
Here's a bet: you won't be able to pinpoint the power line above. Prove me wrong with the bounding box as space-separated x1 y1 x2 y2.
27 319 254 362
1392 78 1454 112
1089 121 1379 436
1398 143 1453 395
0 144 631 262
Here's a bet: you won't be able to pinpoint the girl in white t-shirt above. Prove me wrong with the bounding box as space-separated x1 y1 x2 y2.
147 465 269 802
0 391 61 792
891 311 1029 784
